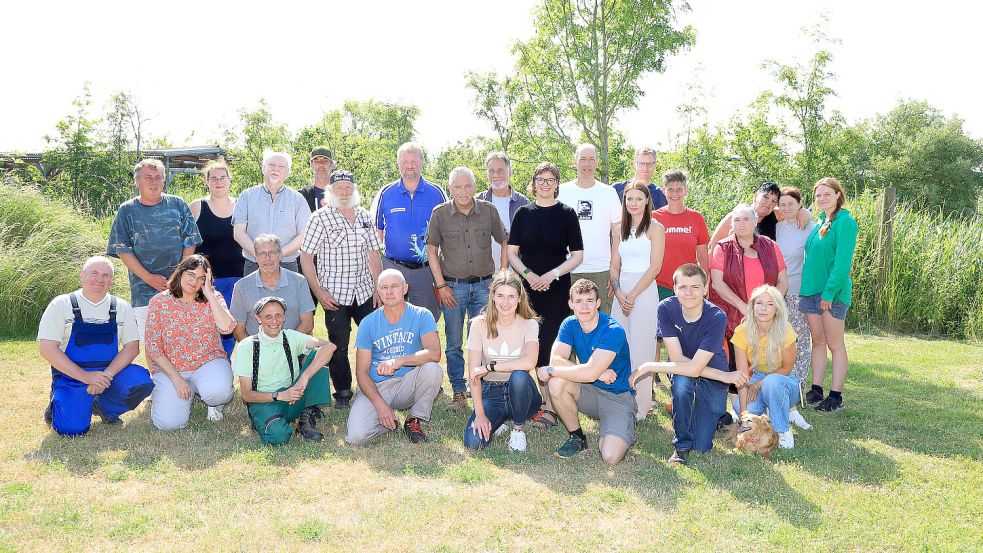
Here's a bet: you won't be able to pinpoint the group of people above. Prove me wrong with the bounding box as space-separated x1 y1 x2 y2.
37 141 859 465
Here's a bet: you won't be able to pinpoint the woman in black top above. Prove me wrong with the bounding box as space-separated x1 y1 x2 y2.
190 160 242 358
507 162 584 428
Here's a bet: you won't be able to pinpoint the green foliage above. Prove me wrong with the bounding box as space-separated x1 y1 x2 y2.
224 99 292 192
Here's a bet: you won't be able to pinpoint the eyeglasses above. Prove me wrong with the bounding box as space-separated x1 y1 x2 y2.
636 161 656 168
207 176 230 183
534 177 558 186
256 250 280 259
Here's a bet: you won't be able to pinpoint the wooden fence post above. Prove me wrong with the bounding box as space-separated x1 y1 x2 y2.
875 187 896 318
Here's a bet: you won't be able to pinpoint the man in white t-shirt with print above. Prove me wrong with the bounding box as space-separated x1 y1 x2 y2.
557 143 621 314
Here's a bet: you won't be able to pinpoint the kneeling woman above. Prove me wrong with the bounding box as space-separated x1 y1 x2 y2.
731 285 799 449
234 297 336 445
463 270 542 451
146 255 237 430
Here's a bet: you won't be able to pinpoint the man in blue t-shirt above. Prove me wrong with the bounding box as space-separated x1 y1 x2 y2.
536 279 636 464
632 264 749 465
345 269 443 445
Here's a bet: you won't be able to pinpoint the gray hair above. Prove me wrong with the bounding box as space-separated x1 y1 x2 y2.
253 233 282 252
262 150 292 173
82 255 114 275
574 143 597 160
484 151 511 171
731 203 757 220
132 158 165 181
396 142 425 162
448 167 477 187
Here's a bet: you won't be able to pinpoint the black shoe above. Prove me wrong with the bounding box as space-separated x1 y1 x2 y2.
333 390 353 410
555 434 588 458
309 405 325 422
717 411 734 430
296 408 324 442
404 417 427 444
92 401 121 425
44 402 53 426
805 388 824 406
815 395 844 412
668 449 690 465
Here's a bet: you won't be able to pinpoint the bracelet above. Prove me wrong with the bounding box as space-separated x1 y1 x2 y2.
522 268 531 276
436 283 448 289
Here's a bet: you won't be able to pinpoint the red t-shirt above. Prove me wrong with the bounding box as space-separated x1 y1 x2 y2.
653 207 710 289
710 241 787 298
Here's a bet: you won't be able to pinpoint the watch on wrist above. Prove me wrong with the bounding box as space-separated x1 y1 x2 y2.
546 366 554 376
522 268 532 276
488 360 497 372
552 269 560 280
271 391 278 401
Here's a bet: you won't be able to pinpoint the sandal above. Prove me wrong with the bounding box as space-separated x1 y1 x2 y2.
529 408 558 430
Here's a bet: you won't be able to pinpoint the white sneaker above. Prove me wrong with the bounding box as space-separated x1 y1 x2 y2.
494 423 510 437
778 430 794 449
207 405 224 422
789 410 812 430
508 429 527 451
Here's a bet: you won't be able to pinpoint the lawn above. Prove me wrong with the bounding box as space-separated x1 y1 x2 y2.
0 332 980 552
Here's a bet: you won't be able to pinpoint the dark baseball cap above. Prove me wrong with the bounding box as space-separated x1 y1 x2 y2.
329 170 355 185
310 146 334 161
253 296 287 315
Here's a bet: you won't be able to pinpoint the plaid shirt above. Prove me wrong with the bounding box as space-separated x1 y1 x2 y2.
301 206 382 305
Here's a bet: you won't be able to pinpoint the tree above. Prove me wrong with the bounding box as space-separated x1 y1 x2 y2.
727 93 793 186
224 100 292 191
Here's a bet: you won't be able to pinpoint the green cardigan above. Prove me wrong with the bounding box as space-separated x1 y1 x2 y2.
800 208 859 305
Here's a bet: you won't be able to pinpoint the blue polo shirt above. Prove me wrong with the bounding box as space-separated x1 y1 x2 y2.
656 297 728 372
373 177 446 263
612 180 667 211
557 312 634 395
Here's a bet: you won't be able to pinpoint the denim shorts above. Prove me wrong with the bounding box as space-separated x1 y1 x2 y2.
798 293 849 320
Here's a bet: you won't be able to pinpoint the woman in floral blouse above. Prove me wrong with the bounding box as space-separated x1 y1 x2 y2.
146 255 237 430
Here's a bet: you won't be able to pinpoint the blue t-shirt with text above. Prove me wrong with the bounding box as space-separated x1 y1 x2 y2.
355 303 439 383
557 312 634 395
656 297 728 372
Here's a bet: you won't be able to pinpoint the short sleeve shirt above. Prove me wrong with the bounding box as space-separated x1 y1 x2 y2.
372 178 447 263
355 304 438 383
556 312 634 395
557 181 622 273
652 207 710 289
466 316 539 382
144 291 227 374
231 329 313 392
730 322 797 373
612 180 668 211
425 200 508 279
229 269 316 336
657 297 728 372
300 206 382 305
37 291 140 350
107 194 202 307
232 184 312 262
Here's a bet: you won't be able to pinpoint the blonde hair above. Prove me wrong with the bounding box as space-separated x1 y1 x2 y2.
477 270 539 339
742 285 792 372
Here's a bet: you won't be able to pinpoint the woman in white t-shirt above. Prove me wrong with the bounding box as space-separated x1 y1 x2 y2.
463 270 542 452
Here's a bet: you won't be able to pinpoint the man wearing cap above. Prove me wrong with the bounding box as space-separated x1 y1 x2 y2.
300 146 335 212
300 170 383 409
233 150 312 274
425 166 508 413
370 142 446 320
345 269 443 445
229 234 316 341
37 256 155 436
475 151 529 266
234 296 336 445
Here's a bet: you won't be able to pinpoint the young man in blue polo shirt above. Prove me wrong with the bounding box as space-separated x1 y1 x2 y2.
632 263 749 465
371 142 446 320
536 278 636 465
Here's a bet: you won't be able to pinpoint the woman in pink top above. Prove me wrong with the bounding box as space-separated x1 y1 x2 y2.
146 255 237 430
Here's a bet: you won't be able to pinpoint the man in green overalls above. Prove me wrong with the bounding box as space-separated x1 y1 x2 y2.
234 296 336 445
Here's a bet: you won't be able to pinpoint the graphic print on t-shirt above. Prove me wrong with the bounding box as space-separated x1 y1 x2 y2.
577 200 594 220
486 341 522 361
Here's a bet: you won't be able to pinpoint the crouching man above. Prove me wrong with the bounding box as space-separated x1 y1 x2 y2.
37 256 154 436
536 279 636 464
234 296 336 445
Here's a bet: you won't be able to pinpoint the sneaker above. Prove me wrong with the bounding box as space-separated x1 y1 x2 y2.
494 423 510 437
716 411 734 430
206 405 224 422
92 402 121 425
333 391 353 410
508 429 527 452
404 417 427 444
668 449 690 465
778 430 794 449
805 388 824 406
789 410 813 430
555 434 587 458
446 391 468 413
815 395 844 412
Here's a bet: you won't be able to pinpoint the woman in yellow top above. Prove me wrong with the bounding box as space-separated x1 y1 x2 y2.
731 285 799 449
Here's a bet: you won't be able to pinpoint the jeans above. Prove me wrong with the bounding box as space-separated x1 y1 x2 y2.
740 371 801 433
442 279 490 393
324 296 374 396
670 374 728 452
463 371 542 450
213 276 241 359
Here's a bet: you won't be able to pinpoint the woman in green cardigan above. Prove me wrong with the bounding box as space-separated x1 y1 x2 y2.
799 177 858 412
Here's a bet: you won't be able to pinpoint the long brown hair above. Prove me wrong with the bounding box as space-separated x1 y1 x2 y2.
620 180 653 241
814 177 846 238
166 254 212 303
479 270 540 339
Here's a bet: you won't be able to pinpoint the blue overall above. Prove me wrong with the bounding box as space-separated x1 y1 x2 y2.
49 293 154 436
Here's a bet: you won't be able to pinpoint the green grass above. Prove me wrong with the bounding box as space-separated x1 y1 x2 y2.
1 333 980 551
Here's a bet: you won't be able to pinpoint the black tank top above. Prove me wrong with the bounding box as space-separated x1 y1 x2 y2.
196 200 243 278
756 211 778 240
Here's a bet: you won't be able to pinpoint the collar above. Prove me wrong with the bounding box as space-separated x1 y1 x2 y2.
253 271 284 291
258 328 285 345
75 290 110 308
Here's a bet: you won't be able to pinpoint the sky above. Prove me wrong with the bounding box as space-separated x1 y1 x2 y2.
1 0 978 155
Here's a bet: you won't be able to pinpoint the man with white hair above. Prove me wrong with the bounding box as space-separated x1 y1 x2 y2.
475 152 529 266
300 170 383 409
345 269 443 445
558 144 622 314
37 256 154 436
425 166 508 412
233 150 312 274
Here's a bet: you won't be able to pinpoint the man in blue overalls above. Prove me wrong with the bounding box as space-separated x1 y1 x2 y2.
37 256 154 436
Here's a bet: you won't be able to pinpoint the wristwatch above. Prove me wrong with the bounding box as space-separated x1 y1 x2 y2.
546 366 554 376
488 360 497 372
522 268 532 277
552 269 560 280
271 391 279 401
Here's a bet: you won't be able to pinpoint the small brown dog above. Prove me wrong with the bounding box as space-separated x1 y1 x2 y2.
729 413 779 459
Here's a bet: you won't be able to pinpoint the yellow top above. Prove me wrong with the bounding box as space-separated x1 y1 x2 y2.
730 322 796 373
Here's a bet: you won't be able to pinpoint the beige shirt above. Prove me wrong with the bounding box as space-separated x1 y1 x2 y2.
466 316 539 382
37 291 140 350
425 200 508 279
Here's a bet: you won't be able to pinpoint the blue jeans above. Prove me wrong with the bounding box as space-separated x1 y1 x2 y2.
463 371 542 450
213 276 241 359
442 279 490 393
741 371 800 433
670 375 728 452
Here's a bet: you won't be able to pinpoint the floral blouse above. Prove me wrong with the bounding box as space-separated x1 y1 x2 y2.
145 291 226 373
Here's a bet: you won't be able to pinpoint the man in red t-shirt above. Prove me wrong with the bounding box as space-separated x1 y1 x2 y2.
652 170 710 301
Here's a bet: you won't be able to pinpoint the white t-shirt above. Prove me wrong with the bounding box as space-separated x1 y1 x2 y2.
557 180 621 273
489 194 512 266
466 316 539 382
37 291 141 351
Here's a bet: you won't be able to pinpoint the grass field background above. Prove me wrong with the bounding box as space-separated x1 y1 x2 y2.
0 330 980 552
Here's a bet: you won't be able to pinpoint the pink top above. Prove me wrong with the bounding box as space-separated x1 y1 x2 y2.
145 291 226 374
710 240 787 298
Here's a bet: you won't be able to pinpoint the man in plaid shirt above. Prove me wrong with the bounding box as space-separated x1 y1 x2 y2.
300 170 383 409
